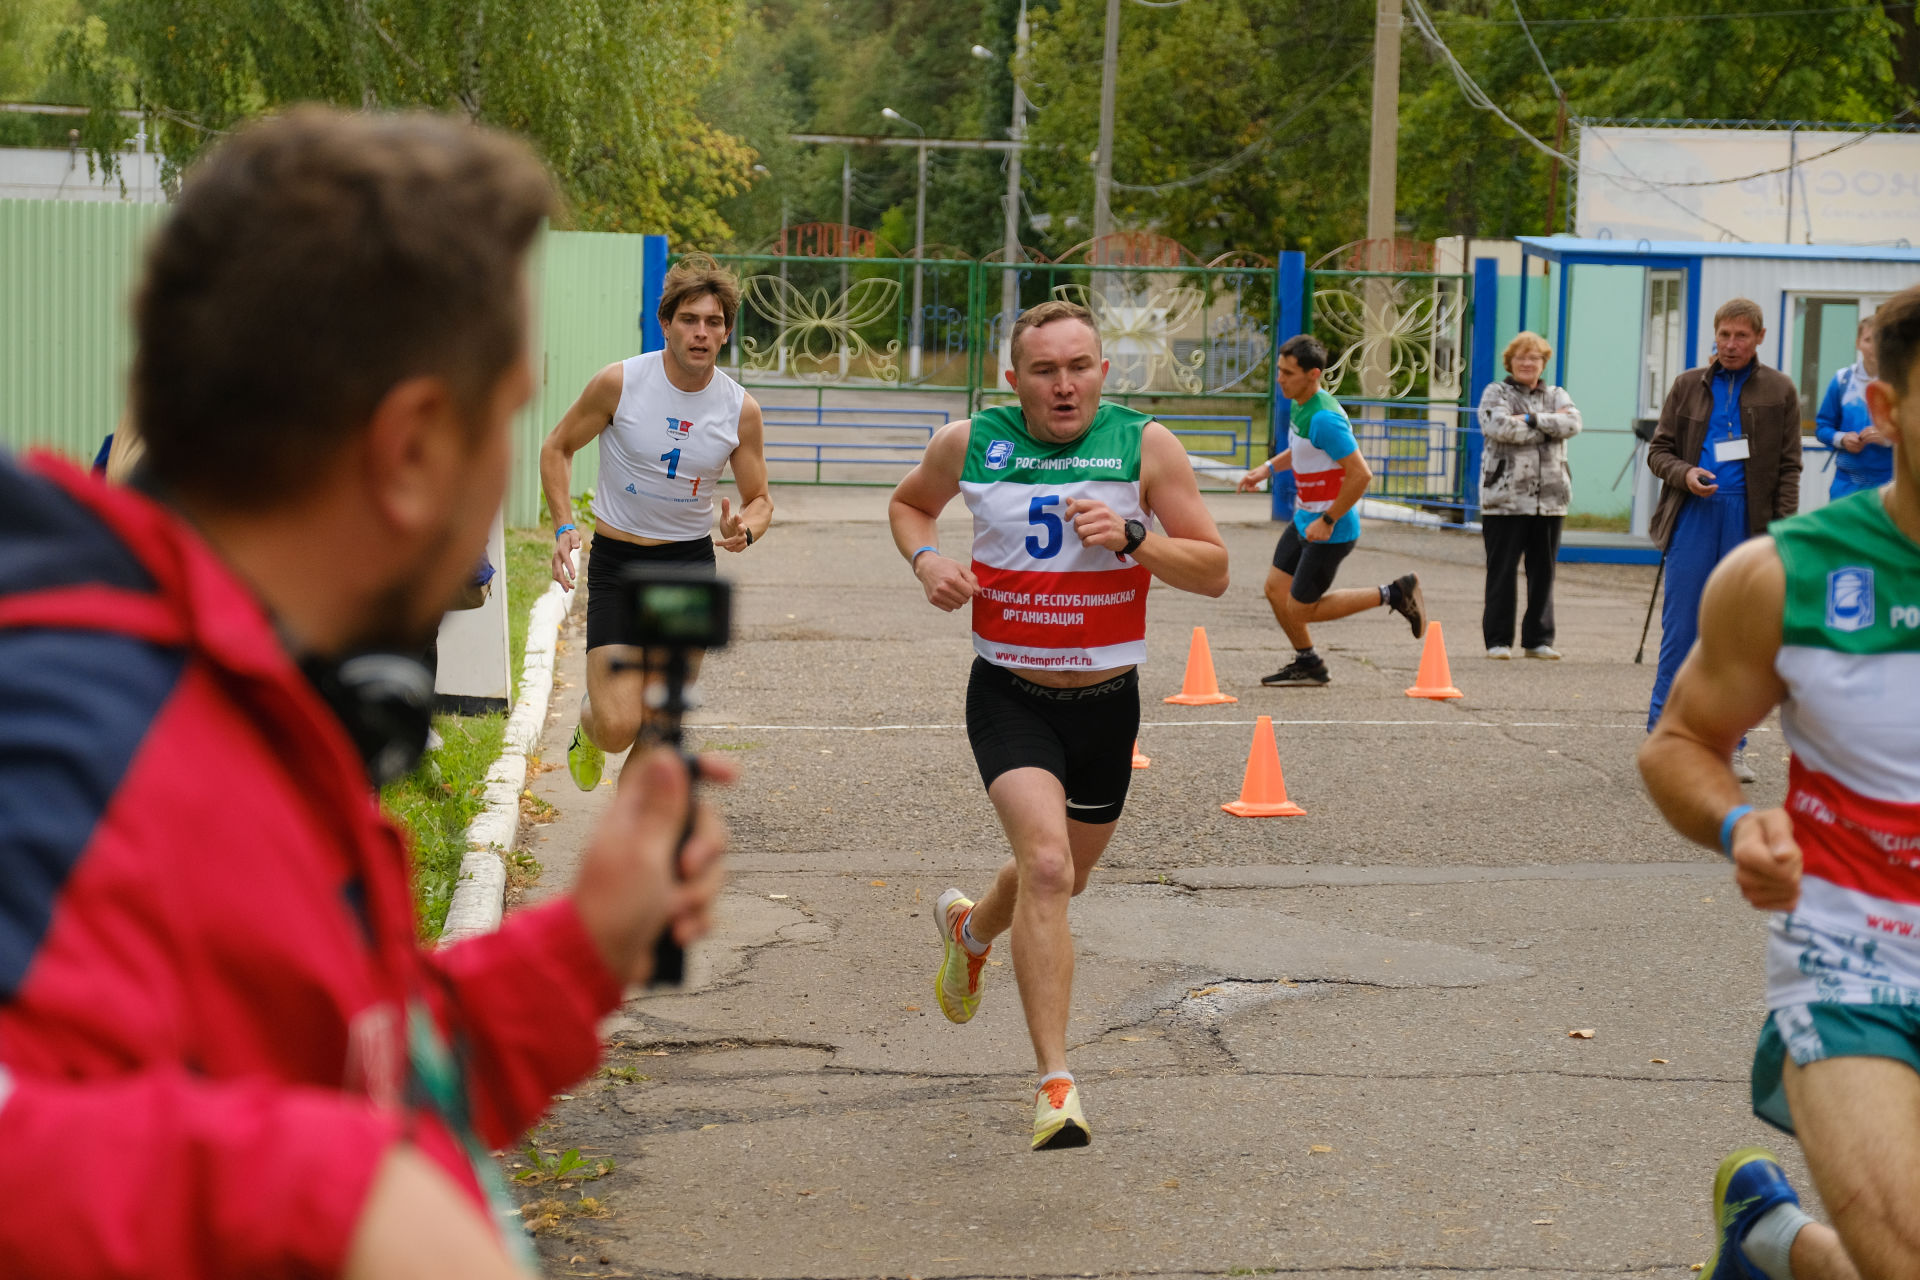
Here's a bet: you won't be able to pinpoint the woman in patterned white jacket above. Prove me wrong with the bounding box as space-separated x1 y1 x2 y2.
1477 331 1582 659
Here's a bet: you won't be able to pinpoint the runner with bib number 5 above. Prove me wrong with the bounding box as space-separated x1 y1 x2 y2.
888 300 1229 1150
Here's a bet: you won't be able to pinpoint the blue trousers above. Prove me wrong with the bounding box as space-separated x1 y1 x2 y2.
1648 493 1751 735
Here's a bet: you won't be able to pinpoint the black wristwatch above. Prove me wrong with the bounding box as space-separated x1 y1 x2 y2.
1120 518 1148 557
1318 512 1336 528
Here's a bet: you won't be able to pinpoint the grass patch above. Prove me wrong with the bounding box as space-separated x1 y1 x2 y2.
392 521 565 939
1563 511 1632 533
387 711 505 938
505 527 556 703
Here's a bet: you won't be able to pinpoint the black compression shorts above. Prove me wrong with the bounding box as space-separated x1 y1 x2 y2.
584 534 716 651
964 657 1140 826
1271 523 1357 604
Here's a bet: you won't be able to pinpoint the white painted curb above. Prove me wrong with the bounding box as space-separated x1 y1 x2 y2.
440 568 580 944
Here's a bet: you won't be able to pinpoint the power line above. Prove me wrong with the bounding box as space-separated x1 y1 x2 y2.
1402 0 1754 239
1109 51 1374 193
1443 1 1912 25
1510 0 1563 101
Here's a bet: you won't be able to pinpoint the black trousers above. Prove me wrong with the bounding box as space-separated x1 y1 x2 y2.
1482 514 1562 650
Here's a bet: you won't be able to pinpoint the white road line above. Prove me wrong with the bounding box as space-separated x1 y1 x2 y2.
684 719 1770 733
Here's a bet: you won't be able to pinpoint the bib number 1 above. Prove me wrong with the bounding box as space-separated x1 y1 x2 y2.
660 449 702 498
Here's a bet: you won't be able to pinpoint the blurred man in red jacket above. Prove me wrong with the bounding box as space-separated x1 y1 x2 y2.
0 107 729 1277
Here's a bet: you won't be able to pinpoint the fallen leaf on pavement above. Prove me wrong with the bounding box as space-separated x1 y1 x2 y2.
1569 1029 1595 1039
1118 1036 1144 1042
904 1005 920 1012
870 880 888 887
1532 1219 1554 1225
700 1124 721 1131
1309 1144 1333 1154
1651 1057 1669 1064
1189 986 1220 998
769 894 789 900
1162 1179 1179 1189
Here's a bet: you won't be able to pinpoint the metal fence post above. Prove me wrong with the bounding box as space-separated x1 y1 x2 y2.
1269 250 1307 522
1464 255 1499 525
640 234 669 352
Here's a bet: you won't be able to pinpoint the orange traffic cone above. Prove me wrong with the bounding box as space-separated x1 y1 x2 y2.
1164 626 1237 705
1131 739 1151 769
1405 620 1463 700
1221 715 1305 817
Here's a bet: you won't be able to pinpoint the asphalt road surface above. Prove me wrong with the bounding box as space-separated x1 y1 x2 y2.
501 486 1806 1280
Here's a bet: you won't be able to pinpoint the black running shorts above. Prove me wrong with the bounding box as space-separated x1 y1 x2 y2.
964 657 1140 826
584 534 716 651
1271 523 1357 604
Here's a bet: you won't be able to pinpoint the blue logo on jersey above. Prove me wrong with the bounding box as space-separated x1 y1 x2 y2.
1827 566 1875 632
666 416 692 439
625 483 639 494
985 439 1014 470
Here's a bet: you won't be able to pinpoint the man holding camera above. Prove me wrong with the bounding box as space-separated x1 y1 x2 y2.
889 300 1229 1150
540 254 773 792
0 109 728 1278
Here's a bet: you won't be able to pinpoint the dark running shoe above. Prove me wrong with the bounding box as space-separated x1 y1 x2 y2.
1261 658 1330 687
1389 573 1426 639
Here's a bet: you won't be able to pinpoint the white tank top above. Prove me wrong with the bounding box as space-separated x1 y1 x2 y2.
592 352 745 541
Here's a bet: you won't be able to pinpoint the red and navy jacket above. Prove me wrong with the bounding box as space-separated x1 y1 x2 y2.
0 452 623 1276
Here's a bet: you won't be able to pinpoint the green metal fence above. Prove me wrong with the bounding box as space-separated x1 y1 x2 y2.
1 201 1481 526
0 199 168 465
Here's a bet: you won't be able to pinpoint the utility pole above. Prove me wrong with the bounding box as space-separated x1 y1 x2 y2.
840 149 853 376
1000 0 1030 378
1544 90 1567 238
912 140 928 378
1092 0 1121 255
1362 0 1403 398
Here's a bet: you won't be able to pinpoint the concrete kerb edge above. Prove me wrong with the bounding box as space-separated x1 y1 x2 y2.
439 578 580 944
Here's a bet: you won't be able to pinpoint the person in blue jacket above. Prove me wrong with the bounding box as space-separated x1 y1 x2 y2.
1814 313 1893 500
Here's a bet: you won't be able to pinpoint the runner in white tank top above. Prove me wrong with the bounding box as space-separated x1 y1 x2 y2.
538 253 772 789
1639 284 1920 1280
888 301 1229 1151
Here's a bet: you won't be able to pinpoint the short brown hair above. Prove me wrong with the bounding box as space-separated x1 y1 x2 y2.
1010 300 1100 369
133 107 554 510
1713 298 1766 332
1502 331 1552 372
658 252 741 332
1873 285 1920 395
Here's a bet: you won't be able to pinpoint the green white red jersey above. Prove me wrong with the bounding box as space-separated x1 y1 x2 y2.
959 403 1152 672
1767 489 1920 1012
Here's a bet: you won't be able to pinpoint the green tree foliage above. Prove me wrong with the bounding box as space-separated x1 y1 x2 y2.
54 0 757 238
708 0 1914 260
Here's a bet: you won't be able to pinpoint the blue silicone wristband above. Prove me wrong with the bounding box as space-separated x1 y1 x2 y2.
911 545 938 564
1718 804 1754 859
555 523 576 539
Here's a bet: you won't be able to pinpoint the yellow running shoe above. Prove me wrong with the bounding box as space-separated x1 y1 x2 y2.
1032 1077 1091 1151
567 723 604 792
933 887 988 1024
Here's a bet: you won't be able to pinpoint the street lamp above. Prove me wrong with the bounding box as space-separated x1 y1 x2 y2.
881 107 930 379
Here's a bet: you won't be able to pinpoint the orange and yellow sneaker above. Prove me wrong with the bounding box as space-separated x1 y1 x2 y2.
933 888 988 1024
1032 1076 1091 1151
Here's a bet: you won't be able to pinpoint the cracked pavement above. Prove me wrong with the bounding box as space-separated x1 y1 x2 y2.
501 488 1809 1280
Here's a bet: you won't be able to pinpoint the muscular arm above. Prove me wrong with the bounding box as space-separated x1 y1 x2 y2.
1098 421 1228 597
539 363 623 587
887 421 977 611
1321 448 1373 528
717 394 774 551
1637 538 1804 910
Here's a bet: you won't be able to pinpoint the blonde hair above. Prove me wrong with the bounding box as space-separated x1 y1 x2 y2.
657 252 742 332
1010 300 1100 369
1502 331 1552 373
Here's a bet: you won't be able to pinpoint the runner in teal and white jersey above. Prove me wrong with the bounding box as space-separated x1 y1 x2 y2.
1640 284 1920 1280
1237 335 1426 687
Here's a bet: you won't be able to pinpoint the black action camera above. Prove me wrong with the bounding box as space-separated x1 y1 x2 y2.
617 565 733 987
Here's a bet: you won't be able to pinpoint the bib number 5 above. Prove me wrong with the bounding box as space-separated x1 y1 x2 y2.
1025 495 1064 560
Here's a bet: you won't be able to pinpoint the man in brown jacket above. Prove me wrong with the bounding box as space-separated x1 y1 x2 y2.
1645 297 1801 781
